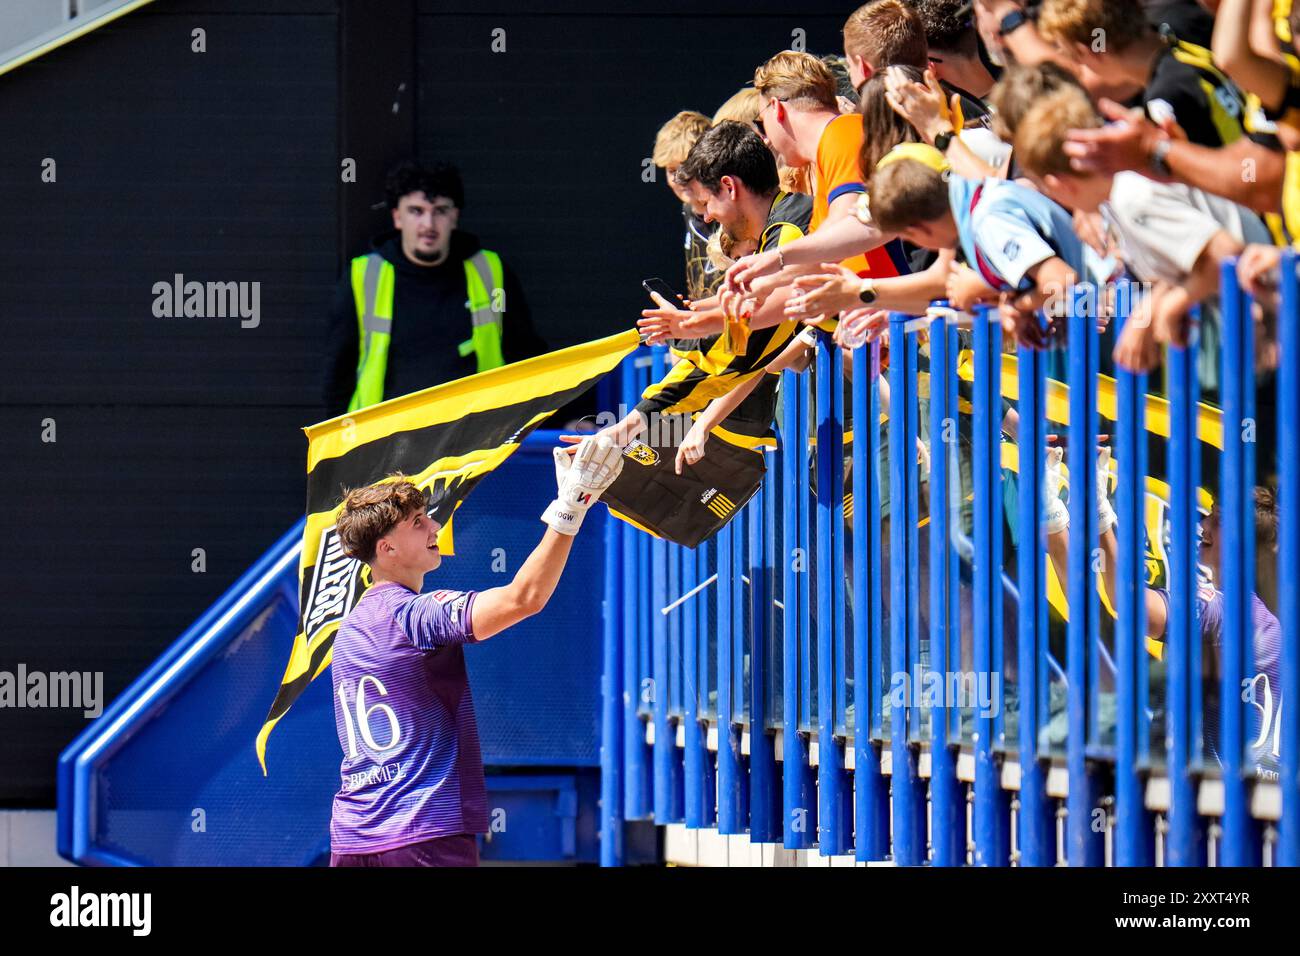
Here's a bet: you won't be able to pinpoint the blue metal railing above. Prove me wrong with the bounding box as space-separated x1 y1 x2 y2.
601 262 1300 866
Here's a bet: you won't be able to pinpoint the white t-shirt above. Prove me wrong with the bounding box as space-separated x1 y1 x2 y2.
1101 172 1266 285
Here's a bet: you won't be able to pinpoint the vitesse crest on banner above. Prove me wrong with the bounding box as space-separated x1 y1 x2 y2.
601 429 766 549
256 329 639 772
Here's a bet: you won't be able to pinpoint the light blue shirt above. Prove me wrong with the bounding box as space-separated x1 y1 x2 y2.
948 175 1112 292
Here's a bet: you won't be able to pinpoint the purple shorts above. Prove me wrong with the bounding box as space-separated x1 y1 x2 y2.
330 833 480 868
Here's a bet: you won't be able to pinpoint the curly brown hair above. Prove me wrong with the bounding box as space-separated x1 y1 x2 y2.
335 474 430 564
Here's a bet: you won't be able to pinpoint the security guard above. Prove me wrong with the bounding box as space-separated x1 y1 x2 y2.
324 160 545 416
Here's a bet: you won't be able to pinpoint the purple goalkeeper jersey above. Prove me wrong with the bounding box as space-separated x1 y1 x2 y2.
329 581 489 854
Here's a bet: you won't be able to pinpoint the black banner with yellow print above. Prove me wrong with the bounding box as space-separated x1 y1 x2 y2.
601 424 766 549
256 329 640 771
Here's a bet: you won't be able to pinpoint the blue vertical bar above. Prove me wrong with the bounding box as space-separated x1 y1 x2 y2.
815 329 850 855
1280 249 1300 866
972 306 1011 865
682 530 704 829
1066 287 1105 866
600 384 624 864
1015 341 1053 866
621 355 650 820
716 520 742 833
799 370 814 739
834 351 850 738
732 504 749 828
650 346 678 823
1219 260 1260 865
870 340 886 739
750 473 779 841
1167 335 1204 866
698 539 717 826
928 306 964 866
781 369 815 847
1112 287 1155 866
889 313 924 864
852 344 889 860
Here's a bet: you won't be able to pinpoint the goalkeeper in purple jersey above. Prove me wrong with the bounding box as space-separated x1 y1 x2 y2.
327 436 623 866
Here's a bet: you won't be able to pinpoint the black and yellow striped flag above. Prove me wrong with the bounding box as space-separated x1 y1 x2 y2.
256 329 640 772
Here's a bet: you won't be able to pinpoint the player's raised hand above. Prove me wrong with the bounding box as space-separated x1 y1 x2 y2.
542 435 625 535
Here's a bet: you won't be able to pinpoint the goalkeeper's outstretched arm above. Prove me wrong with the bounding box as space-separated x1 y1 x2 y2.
471 435 624 641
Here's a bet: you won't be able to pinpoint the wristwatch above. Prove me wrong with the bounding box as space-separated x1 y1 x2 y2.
1149 137 1173 177
858 278 877 305
998 8 1029 36
934 129 955 153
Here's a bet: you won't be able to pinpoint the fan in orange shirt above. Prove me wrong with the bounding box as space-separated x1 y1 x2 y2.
725 51 907 328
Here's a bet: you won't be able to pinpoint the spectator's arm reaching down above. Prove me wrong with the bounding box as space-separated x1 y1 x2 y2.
674 330 814 474
1097 506 1169 639
998 256 1075 349
1214 0 1290 110
1064 101 1286 214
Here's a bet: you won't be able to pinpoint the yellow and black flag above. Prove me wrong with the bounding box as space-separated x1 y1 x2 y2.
256 329 640 772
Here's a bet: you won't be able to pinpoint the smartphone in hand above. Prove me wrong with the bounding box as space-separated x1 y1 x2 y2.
642 278 684 306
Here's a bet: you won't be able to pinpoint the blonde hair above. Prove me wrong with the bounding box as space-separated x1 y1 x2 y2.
653 110 711 168
712 87 761 126
1014 86 1102 179
843 0 929 72
1037 0 1147 51
753 51 838 111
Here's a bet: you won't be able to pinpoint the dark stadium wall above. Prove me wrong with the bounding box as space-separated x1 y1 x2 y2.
0 0 854 804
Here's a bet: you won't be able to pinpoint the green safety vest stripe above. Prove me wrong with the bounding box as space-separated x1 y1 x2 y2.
347 248 506 413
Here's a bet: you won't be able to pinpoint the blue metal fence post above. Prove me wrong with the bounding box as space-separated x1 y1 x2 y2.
1112 285 1155 866
815 329 851 855
927 306 964 866
600 365 625 865
717 517 743 833
888 313 925 864
698 539 717 827
750 470 780 841
1219 260 1261 865
852 344 889 860
1065 285 1105 866
781 369 816 847
649 346 682 823
622 353 651 820
1166 317 1206 866
682 520 704 829
1280 249 1300 866
1015 337 1054 866
972 305 1011 865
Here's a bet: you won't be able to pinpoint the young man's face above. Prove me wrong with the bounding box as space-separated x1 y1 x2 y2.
1071 45 1140 103
844 49 871 91
899 214 960 251
375 509 443 577
392 190 458 265
757 96 799 167
668 167 707 216
687 177 743 233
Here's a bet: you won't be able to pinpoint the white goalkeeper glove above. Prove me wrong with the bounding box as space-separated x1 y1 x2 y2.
541 435 625 535
1045 446 1069 535
1096 446 1117 536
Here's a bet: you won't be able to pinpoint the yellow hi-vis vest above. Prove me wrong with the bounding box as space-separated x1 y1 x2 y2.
347 248 506 412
